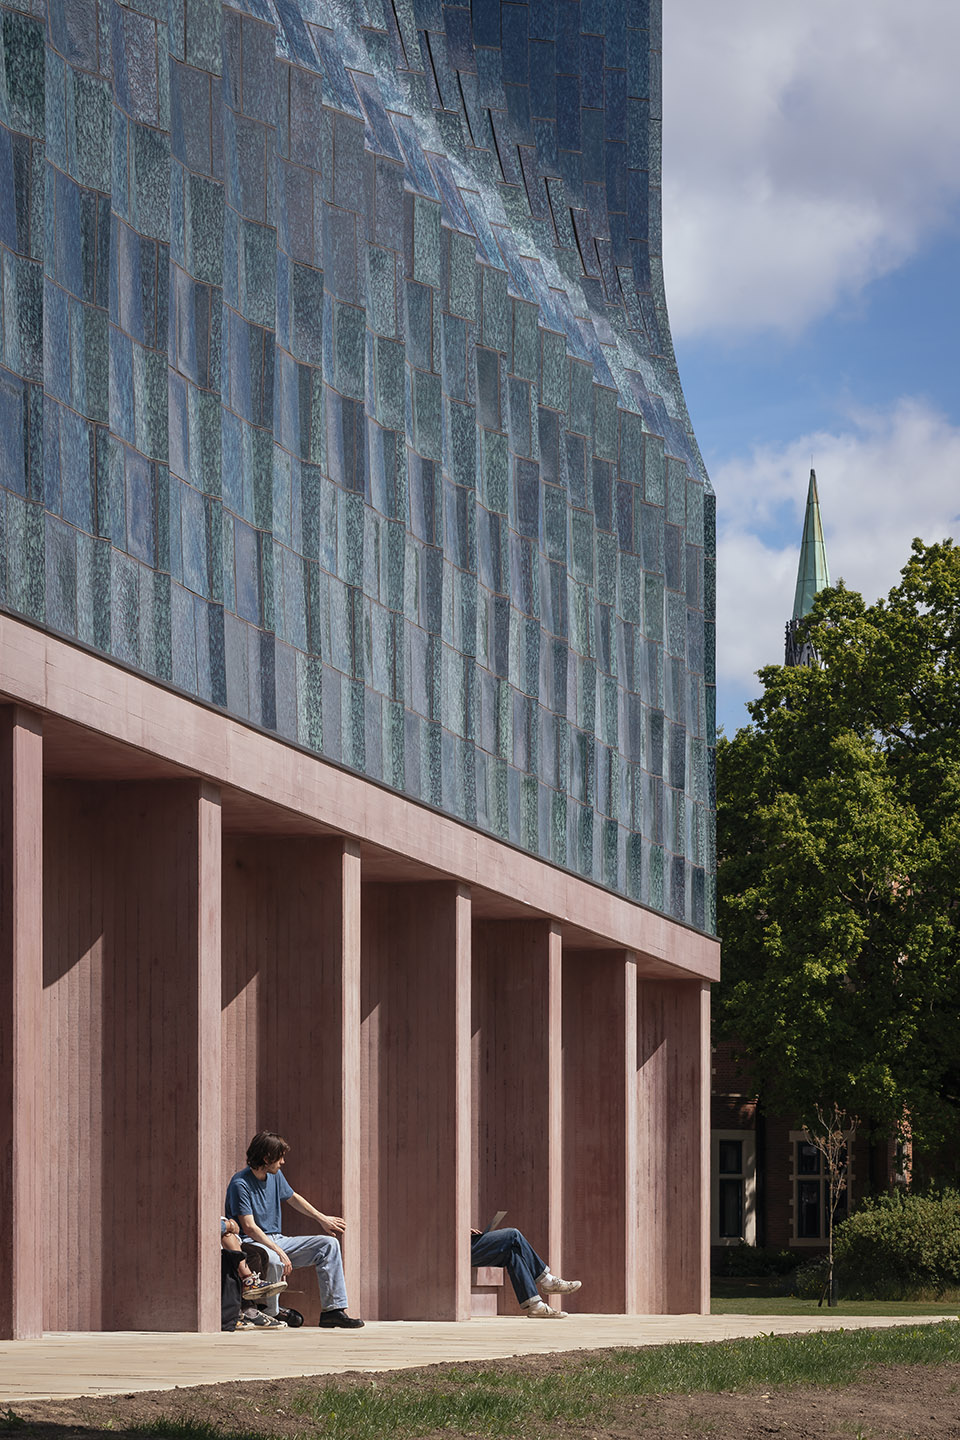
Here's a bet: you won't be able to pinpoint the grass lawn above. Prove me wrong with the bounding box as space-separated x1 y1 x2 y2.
134 1323 960 1440
711 1294 960 1316
711 1275 960 1315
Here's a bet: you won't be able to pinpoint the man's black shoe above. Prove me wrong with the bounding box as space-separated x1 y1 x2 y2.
318 1308 365 1328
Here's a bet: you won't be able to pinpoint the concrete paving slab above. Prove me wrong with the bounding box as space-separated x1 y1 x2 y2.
1 1314 956 1403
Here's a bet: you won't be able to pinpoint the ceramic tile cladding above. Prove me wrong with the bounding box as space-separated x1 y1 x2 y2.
0 0 716 932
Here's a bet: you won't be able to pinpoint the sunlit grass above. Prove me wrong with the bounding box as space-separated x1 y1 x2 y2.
132 1320 960 1440
711 1294 960 1316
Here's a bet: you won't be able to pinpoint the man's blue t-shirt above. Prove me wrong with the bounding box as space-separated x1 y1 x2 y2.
225 1167 294 1234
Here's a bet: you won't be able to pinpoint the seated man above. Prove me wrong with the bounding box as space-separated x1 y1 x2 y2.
470 1225 581 1318
225 1129 364 1329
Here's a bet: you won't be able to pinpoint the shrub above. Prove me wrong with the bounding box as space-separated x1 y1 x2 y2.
712 1244 799 1278
792 1254 830 1299
820 1189 960 1300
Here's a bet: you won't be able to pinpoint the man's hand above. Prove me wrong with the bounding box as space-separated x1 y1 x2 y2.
238 1212 293 1275
275 1246 293 1276
222 1218 240 1236
289 1193 346 1236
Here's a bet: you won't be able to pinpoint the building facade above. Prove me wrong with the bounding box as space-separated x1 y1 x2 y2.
0 0 718 1336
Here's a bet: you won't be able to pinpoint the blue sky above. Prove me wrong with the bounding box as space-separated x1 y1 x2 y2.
661 1 960 736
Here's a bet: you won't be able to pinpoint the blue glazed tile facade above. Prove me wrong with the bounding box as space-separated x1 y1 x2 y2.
0 0 716 932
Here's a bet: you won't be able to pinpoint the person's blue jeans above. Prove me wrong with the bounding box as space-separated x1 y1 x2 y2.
260 1232 349 1315
470 1227 547 1305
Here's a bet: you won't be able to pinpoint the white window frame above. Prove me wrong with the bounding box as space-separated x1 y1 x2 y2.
711 1129 757 1246
788 1129 854 1247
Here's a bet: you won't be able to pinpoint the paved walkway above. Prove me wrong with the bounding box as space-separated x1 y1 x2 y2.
2 1314 955 1402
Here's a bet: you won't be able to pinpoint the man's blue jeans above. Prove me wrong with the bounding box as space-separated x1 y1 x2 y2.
470 1226 547 1304
259 1232 349 1315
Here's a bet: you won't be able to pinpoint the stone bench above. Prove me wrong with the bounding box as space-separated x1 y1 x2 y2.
470 1265 505 1316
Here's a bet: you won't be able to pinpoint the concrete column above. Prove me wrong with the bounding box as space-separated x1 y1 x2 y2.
361 882 471 1320
103 781 222 1331
221 837 362 1322
471 919 562 1311
42 780 222 1331
195 784 223 1333
562 948 636 1313
636 978 711 1314
0 706 43 1340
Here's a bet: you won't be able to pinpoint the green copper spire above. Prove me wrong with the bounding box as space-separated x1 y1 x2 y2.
792 469 830 619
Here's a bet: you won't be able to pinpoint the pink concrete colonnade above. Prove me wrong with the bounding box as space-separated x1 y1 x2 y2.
0 620 717 1338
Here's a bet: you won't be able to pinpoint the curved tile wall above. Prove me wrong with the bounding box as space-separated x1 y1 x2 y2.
0 0 715 930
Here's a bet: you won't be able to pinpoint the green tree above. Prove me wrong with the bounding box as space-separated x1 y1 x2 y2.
716 539 960 1157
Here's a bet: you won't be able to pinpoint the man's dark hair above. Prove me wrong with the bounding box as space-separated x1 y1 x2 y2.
246 1130 290 1168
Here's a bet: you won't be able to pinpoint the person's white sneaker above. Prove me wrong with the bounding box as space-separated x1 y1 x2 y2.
540 1274 582 1295
523 1298 567 1318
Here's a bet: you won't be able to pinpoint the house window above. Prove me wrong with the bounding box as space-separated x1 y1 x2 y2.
711 1131 756 1245
790 1134 851 1245
718 1140 744 1238
796 1141 822 1238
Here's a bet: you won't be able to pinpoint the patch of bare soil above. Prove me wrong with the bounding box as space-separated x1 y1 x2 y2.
5 1353 960 1440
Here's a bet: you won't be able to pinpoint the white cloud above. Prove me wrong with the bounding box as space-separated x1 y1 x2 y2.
662 1 960 338
715 398 960 730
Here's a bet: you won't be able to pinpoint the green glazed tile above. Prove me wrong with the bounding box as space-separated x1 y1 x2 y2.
240 219 277 328
594 386 618 461
404 281 433 370
448 399 476 489
71 299 108 422
644 572 664 642
568 361 593 439
184 0 222 74
507 377 531 456
46 513 78 634
131 123 170 239
511 299 538 381
619 409 644 481
3 13 45 137
334 301 365 400
542 481 566 561
412 194 441 288
570 511 594 585
686 477 704 545
411 368 441 460
367 245 396 337
481 428 508 513
290 263 325 365
667 456 686 524
133 344 168 460
644 432 665 504
188 385 222 495
447 230 477 322
480 264 509 352
375 336 405 429
185 174 225 287
596 530 617 605
72 72 111 190
539 329 566 412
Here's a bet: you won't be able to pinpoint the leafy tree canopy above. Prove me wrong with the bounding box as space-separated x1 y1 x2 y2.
716 539 960 1151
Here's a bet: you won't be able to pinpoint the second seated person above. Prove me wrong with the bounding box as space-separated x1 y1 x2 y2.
225 1129 364 1329
471 1224 581 1318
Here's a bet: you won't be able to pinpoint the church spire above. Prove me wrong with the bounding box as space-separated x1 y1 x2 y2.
785 469 830 666
792 469 830 619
